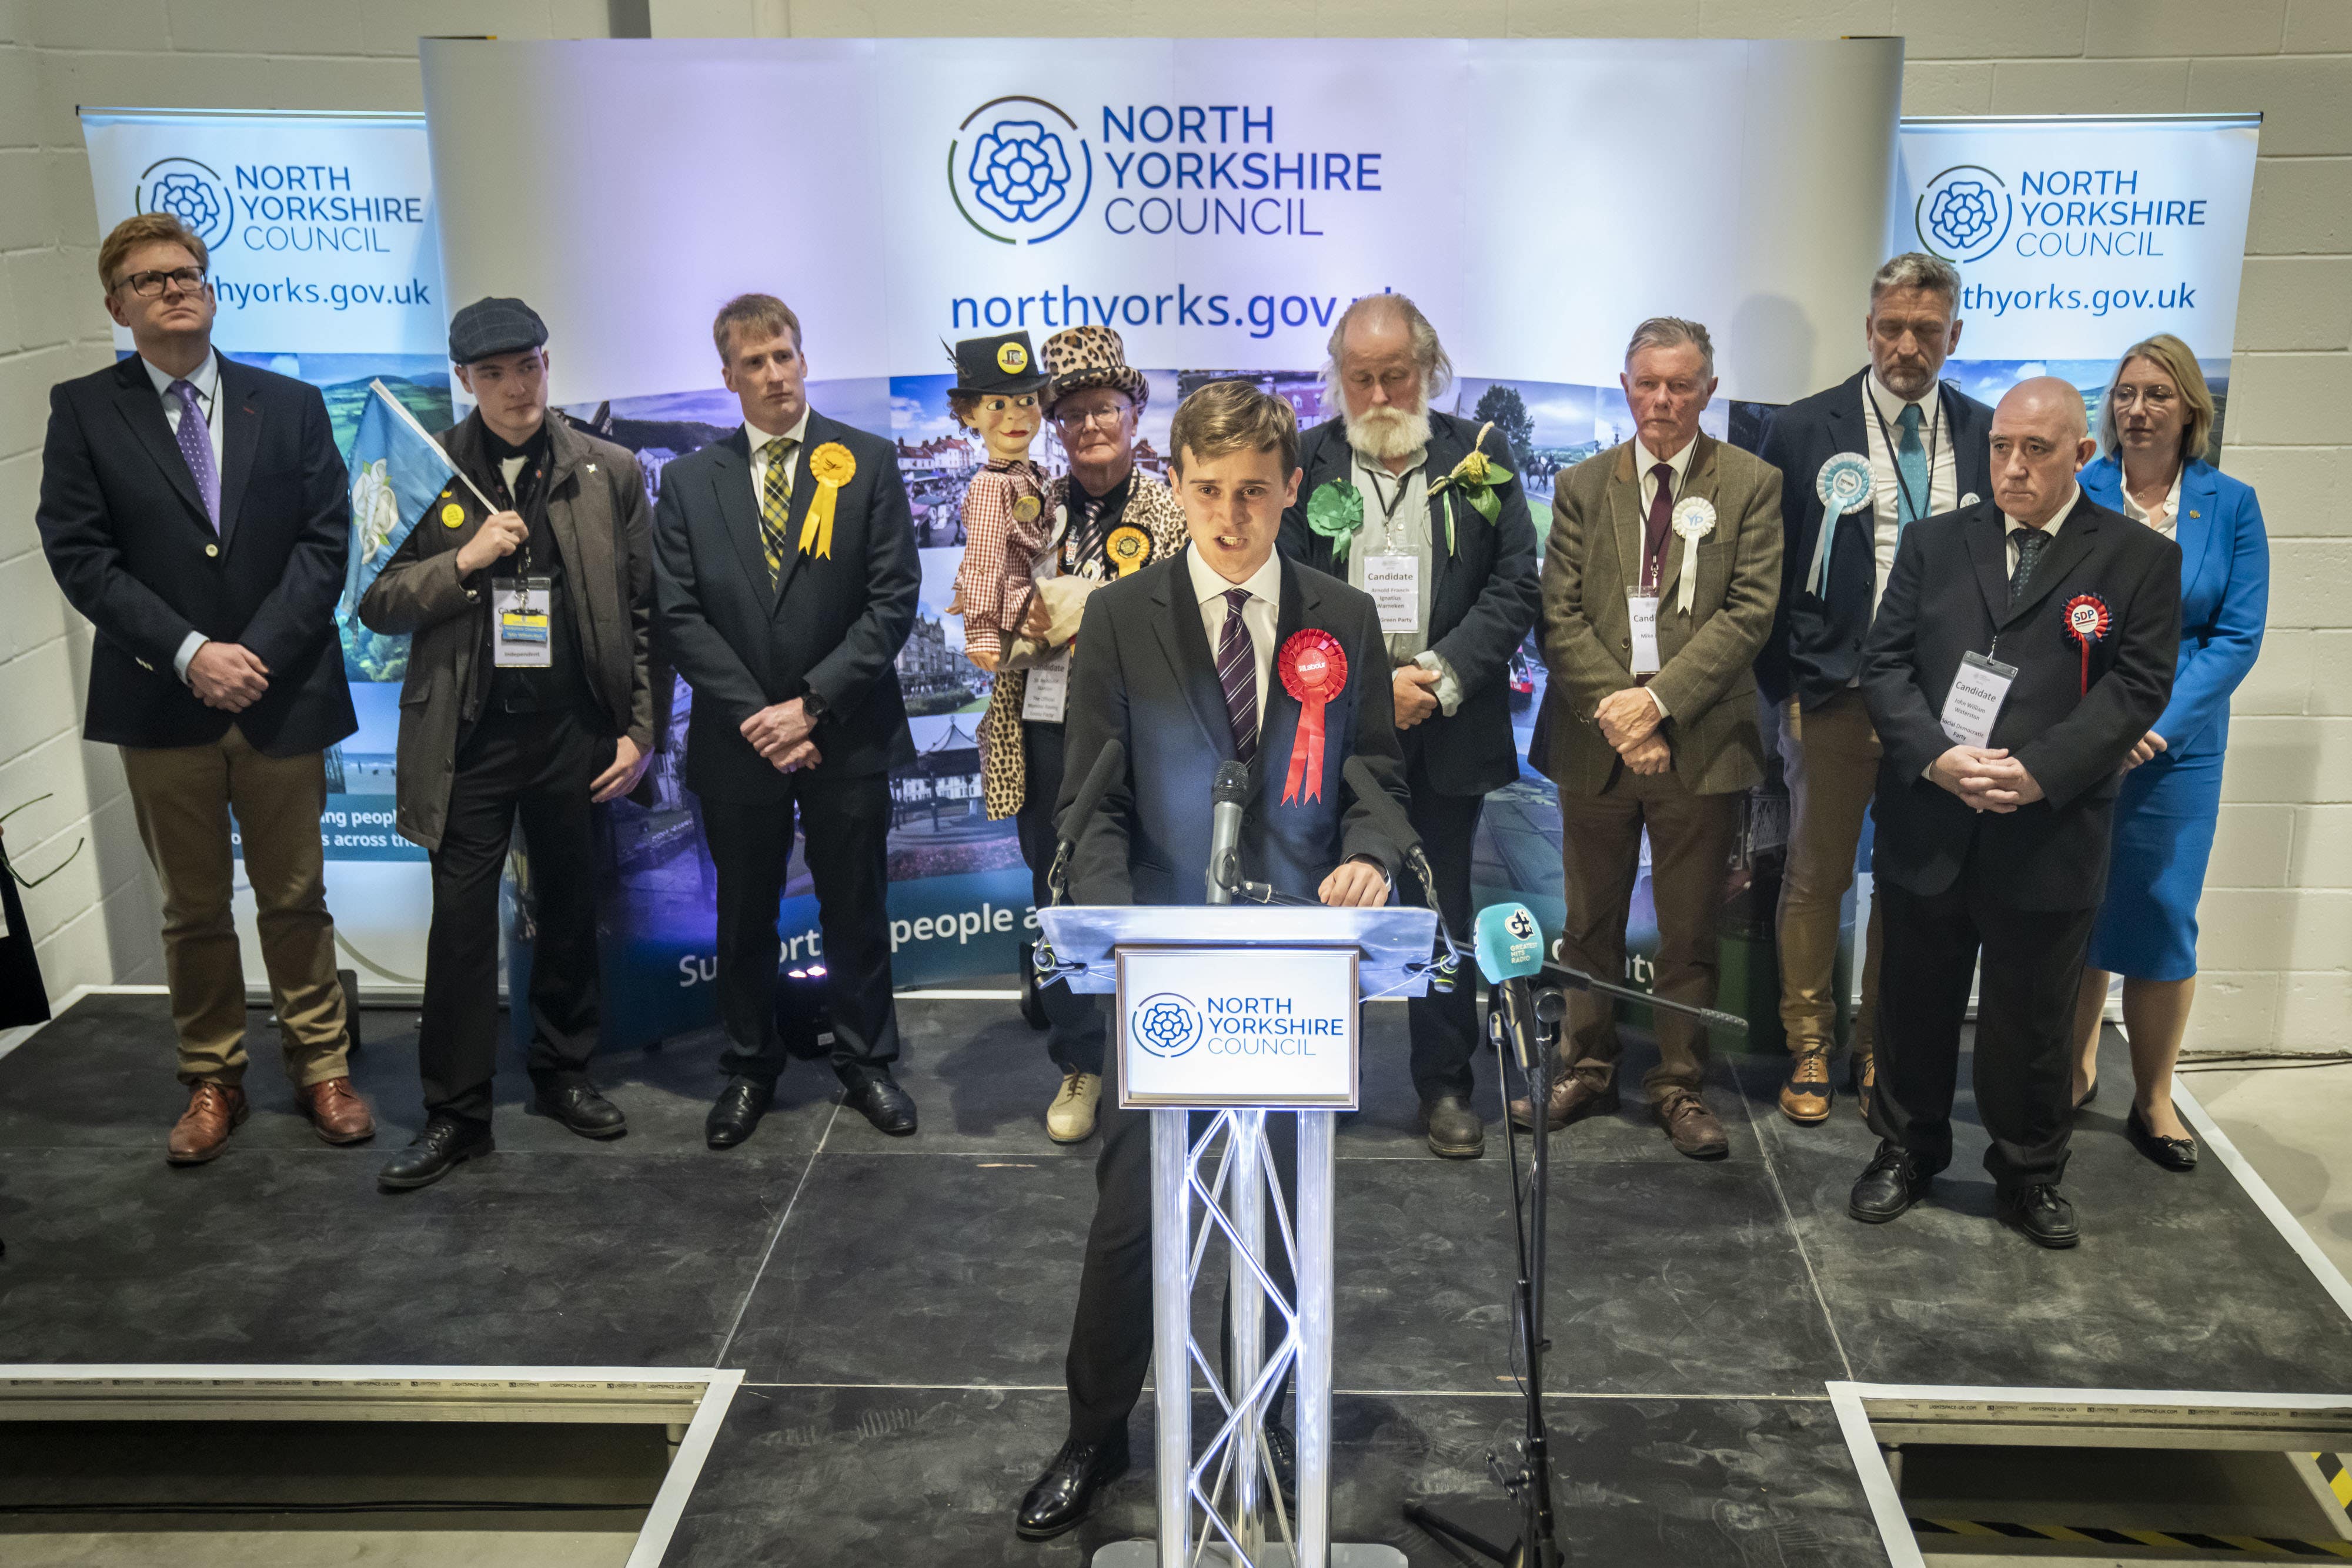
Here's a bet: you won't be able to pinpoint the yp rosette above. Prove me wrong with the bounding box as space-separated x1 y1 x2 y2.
1809 452 1873 596
1669 496 1716 615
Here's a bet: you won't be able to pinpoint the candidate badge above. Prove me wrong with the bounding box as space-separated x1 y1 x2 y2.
1105 524 1151 577
1012 494 1042 524
1277 628 1348 805
800 442 857 559
440 502 466 529
1806 452 1873 596
1669 496 1716 615
2062 592 2111 695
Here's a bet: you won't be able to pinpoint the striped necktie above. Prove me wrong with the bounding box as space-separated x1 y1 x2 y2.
759 436 797 590
1216 587 1259 766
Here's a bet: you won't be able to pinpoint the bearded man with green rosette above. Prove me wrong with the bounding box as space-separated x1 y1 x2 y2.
1278 293 1541 1160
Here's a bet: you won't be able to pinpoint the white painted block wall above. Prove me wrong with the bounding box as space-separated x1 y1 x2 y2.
2 0 2344 1048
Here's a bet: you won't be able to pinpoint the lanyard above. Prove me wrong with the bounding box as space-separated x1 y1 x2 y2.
1869 385 1943 527
1357 459 1417 552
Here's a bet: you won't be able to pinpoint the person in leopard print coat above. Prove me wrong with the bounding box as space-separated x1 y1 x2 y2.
973 326 1185 1144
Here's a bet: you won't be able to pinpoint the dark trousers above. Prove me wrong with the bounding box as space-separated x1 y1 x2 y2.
1014 719 1105 1076
1868 870 2095 1190
419 710 606 1124
702 770 900 1087
1067 1098 1298 1445
1401 739 1485 1104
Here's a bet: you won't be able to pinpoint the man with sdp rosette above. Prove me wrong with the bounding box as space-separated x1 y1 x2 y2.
1013 380 1409 1542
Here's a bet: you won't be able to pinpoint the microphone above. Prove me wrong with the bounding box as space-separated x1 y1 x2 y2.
1474 900 1548 1073
1047 737 1126 907
1341 753 1466 988
1205 758 1250 906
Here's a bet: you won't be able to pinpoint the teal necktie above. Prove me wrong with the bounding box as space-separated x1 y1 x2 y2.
1895 402 1929 527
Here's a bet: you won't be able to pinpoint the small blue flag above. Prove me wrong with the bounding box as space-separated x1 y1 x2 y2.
341 379 460 624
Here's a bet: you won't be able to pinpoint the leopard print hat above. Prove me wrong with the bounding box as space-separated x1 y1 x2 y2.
1039 324 1149 415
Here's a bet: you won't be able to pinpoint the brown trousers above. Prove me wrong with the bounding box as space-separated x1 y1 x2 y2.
1773 689 1883 1059
1556 763 1739 1097
122 726 348 1088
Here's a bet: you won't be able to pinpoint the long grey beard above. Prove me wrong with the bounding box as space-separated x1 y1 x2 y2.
1344 404 1432 464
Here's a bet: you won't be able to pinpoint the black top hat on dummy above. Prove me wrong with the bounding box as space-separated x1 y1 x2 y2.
948 331 1048 397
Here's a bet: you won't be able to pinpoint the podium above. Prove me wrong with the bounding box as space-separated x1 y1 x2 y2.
1038 905 1436 1568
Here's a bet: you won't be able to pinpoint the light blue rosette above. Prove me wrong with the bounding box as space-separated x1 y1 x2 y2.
1808 452 1873 596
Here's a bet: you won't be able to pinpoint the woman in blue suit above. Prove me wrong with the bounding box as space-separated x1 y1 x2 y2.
2070 333 2269 1171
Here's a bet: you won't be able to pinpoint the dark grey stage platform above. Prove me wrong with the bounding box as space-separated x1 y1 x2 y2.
2 989 2348 1565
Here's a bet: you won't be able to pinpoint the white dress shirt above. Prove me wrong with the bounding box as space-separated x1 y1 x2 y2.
1188 543 1281 734
1348 449 1466 715
1862 370 1960 619
2119 469 2182 539
145 350 226 683
744 404 814 508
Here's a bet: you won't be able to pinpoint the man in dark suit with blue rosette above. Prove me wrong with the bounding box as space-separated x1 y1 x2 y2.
38 211 372 1165
1849 377 2179 1249
652 293 922 1147
1280 295 1541 1161
1756 252 1995 1127
1014 379 1409 1542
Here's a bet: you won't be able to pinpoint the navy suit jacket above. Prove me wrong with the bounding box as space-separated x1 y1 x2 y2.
1055 548 1409 907
1756 368 1993 710
37 353 356 755
1278 410 1541 798
2078 454 2267 763
652 409 920 801
1862 493 2179 910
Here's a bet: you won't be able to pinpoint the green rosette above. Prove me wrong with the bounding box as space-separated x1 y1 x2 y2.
1306 477 1365 564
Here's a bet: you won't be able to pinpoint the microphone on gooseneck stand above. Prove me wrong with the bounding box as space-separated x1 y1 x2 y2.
1205 759 1250 907
1474 901 1548 1074
1341 754 1466 992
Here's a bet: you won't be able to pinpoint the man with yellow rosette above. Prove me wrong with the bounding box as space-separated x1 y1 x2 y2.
652 293 923 1146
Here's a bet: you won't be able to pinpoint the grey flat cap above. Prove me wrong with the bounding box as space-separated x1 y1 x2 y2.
448 296 547 364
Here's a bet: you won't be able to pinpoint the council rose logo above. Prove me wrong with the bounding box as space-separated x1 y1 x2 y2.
1914 163 2012 263
948 96 1093 245
134 155 236 252
1131 992 1203 1058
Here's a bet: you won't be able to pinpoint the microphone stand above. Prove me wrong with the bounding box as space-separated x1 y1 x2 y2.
1406 962 1743 1567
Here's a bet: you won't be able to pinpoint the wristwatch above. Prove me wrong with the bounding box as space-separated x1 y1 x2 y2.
801 690 830 723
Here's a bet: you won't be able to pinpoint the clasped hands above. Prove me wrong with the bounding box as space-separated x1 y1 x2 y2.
1930 745 2045 813
742 697 821 774
1595 686 1670 776
188 641 270 712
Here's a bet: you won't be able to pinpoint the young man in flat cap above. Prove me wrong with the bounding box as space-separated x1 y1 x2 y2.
360 296 659 1189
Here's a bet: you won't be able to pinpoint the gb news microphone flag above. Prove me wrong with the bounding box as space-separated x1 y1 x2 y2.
338 379 485 625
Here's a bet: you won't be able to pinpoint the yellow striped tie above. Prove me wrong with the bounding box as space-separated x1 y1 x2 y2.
759 436 797 590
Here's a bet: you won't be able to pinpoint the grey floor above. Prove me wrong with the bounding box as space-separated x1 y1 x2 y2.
1 991 2347 1565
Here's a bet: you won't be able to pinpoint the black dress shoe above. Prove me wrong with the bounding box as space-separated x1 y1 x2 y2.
1997 1183 2080 1249
1014 1433 1128 1542
1847 1141 1932 1224
529 1078 627 1140
1420 1094 1485 1159
379 1115 494 1191
706 1075 774 1150
2073 1077 2099 1112
2126 1104 2199 1171
843 1076 918 1136
1264 1423 1298 1509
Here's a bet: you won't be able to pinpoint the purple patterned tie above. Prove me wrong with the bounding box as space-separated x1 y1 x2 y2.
169 378 221 533
1216 587 1259 766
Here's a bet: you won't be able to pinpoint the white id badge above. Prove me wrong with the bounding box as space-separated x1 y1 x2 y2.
1021 646 1071 723
493 578 553 668
1627 592 1662 676
1939 650 2018 748
1363 553 1422 636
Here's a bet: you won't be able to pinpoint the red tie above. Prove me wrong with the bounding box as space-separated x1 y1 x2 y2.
1643 462 1673 591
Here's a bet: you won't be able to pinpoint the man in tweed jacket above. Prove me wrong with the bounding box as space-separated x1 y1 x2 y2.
1528 317 1782 1158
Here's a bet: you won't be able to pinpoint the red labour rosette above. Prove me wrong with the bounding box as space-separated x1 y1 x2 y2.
2062 593 2111 695
1277 628 1349 804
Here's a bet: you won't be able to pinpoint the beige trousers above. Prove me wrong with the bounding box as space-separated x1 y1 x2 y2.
1773 688 1882 1058
122 726 349 1088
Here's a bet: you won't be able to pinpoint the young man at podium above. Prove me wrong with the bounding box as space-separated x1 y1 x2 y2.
1013 379 1412 1540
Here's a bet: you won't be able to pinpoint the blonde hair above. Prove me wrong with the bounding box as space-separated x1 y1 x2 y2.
1168 379 1299 476
711 293 804 363
2097 333 2215 463
99 212 207 290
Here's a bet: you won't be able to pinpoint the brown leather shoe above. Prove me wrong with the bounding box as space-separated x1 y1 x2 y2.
1854 1051 1876 1123
1655 1088 1729 1159
1508 1074 1619 1133
299 1076 376 1145
1778 1047 1833 1125
166 1082 249 1165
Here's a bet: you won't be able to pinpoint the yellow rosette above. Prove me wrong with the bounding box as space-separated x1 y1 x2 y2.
1105 524 1151 577
800 442 857 559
